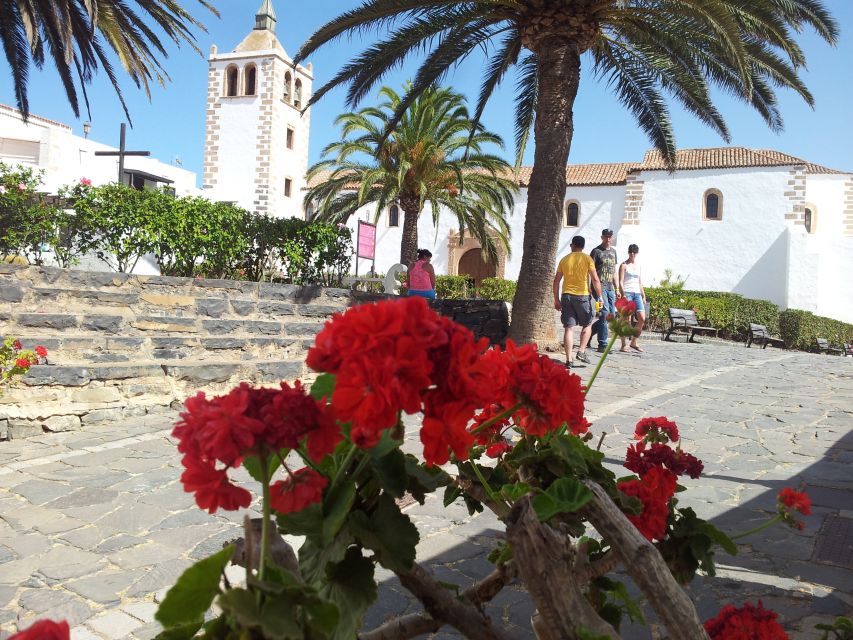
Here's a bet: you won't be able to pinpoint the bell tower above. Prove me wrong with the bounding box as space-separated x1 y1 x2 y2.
203 1 313 219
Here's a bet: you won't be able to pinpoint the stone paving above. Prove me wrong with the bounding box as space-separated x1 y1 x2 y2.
0 338 851 639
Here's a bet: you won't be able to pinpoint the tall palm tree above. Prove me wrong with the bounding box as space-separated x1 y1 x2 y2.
305 84 517 267
295 0 838 343
1 0 216 121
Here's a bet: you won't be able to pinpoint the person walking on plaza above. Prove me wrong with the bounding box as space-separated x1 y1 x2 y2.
590 228 620 352
618 243 647 352
554 236 602 369
407 249 436 299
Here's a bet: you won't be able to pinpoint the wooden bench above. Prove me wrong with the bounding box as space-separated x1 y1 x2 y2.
815 338 843 355
746 323 785 349
665 308 717 343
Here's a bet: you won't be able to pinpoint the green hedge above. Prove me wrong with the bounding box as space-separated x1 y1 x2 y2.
436 275 474 299
478 277 516 302
645 288 780 339
779 309 853 351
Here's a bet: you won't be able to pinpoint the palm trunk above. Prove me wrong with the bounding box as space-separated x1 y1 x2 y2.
509 37 582 344
400 206 419 266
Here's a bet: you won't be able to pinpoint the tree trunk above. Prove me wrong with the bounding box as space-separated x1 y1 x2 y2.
509 37 582 344
400 205 419 266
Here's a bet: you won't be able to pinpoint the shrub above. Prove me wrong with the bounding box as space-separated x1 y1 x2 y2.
275 220 353 287
435 275 473 299
478 277 516 302
779 309 853 351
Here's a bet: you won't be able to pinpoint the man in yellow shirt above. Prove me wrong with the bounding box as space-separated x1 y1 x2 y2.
553 236 602 368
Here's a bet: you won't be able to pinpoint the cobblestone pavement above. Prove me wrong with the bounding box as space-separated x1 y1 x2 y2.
1 339 851 639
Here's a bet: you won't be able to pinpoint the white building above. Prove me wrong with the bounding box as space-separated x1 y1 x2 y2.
0 104 199 195
339 148 853 323
202 0 312 219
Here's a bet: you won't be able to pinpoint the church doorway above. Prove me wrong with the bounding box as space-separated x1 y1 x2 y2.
458 249 496 287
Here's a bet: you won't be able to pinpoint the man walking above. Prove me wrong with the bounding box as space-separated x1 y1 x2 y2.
590 228 620 352
553 236 602 369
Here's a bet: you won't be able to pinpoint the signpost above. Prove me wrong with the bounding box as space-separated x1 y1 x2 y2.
94 123 151 184
356 220 376 277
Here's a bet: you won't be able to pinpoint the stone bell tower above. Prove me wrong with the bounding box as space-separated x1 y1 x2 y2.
203 0 313 219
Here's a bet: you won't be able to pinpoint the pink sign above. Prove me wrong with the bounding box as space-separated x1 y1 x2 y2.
357 221 376 259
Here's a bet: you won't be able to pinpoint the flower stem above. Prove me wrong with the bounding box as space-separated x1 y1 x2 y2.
258 456 272 584
469 461 507 509
730 514 782 540
330 444 358 492
584 334 618 396
470 403 522 436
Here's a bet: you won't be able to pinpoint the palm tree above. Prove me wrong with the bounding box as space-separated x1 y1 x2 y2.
304 84 517 267
0 0 216 121
295 0 838 343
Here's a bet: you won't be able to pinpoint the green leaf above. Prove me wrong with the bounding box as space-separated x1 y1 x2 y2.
310 373 336 400
552 434 590 474
369 447 407 498
299 534 351 585
488 542 513 565
155 545 234 628
305 601 340 636
501 482 532 502
703 522 738 555
348 494 419 572
369 428 403 459
577 628 611 640
443 484 462 507
403 455 450 504
243 453 282 484
278 503 324 539
218 588 302 640
321 546 377 640
322 481 356 544
151 621 203 640
532 478 593 522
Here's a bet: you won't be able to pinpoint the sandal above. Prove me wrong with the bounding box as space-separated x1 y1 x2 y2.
630 344 644 352
619 346 629 352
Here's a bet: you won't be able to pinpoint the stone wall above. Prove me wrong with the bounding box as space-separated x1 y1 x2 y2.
0 265 509 439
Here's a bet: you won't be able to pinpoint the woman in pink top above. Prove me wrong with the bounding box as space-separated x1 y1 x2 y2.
407 249 436 300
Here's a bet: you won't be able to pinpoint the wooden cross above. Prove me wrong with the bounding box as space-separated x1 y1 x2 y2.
94 123 151 183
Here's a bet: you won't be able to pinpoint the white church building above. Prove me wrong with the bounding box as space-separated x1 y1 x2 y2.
0 1 850 322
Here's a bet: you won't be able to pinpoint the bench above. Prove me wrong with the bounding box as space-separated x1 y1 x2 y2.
815 338 844 355
665 308 717 343
746 323 785 349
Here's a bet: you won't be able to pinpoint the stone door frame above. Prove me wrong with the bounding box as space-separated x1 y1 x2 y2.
447 230 507 279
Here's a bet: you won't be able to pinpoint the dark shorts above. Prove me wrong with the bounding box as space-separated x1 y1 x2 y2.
560 294 593 328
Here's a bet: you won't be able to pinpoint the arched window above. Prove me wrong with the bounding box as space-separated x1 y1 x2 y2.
244 64 257 96
294 79 303 108
224 65 239 97
703 189 723 220
283 72 292 103
804 204 817 234
388 204 400 227
564 200 580 227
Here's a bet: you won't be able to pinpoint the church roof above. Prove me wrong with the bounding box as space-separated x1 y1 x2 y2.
639 147 845 175
514 163 634 187
234 29 286 55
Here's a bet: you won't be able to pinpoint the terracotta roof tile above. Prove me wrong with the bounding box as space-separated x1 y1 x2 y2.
639 147 846 174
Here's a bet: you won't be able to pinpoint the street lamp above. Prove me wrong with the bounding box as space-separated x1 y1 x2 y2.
83 122 91 138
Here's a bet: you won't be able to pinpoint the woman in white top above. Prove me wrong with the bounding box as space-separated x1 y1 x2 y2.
618 243 647 352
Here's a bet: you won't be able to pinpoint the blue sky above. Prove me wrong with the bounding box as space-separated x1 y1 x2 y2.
2 1 851 180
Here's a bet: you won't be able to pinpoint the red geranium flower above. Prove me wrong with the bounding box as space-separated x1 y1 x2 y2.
486 441 512 458
625 441 704 479
615 297 637 316
180 456 251 513
9 620 70 640
35 345 48 358
778 488 811 516
12 339 22 350
634 416 680 443
704 601 789 640
14 358 30 370
469 403 511 447
618 466 677 541
421 397 476 466
270 467 327 514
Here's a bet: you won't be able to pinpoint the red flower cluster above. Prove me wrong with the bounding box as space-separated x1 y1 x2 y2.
634 416 680 443
15 358 31 370
9 620 69 640
35 345 48 358
777 487 811 530
704 601 789 640
617 466 677 541
270 467 327 514
608 298 639 337
173 381 339 513
307 297 588 466
615 298 637 315
625 441 703 479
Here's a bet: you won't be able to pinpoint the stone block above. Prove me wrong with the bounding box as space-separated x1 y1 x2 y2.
259 283 301 301
95 292 139 305
163 364 239 383
258 301 295 315
43 414 82 432
202 338 247 350
230 299 257 316
150 337 196 348
70 387 122 403
284 322 324 337
81 315 124 333
7 419 44 438
18 338 61 351
298 304 343 318
244 320 282 335
255 361 302 381
133 317 197 332
0 284 24 302
197 278 258 294
15 313 77 329
151 349 187 360
201 319 242 334
82 408 125 424
196 297 229 317
23 366 90 386
324 287 353 300
106 337 145 350
90 365 165 380
0 419 7 440
67 271 132 287
139 293 195 307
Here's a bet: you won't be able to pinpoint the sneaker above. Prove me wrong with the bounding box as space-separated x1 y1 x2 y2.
576 351 591 364
565 360 573 369
596 345 607 353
